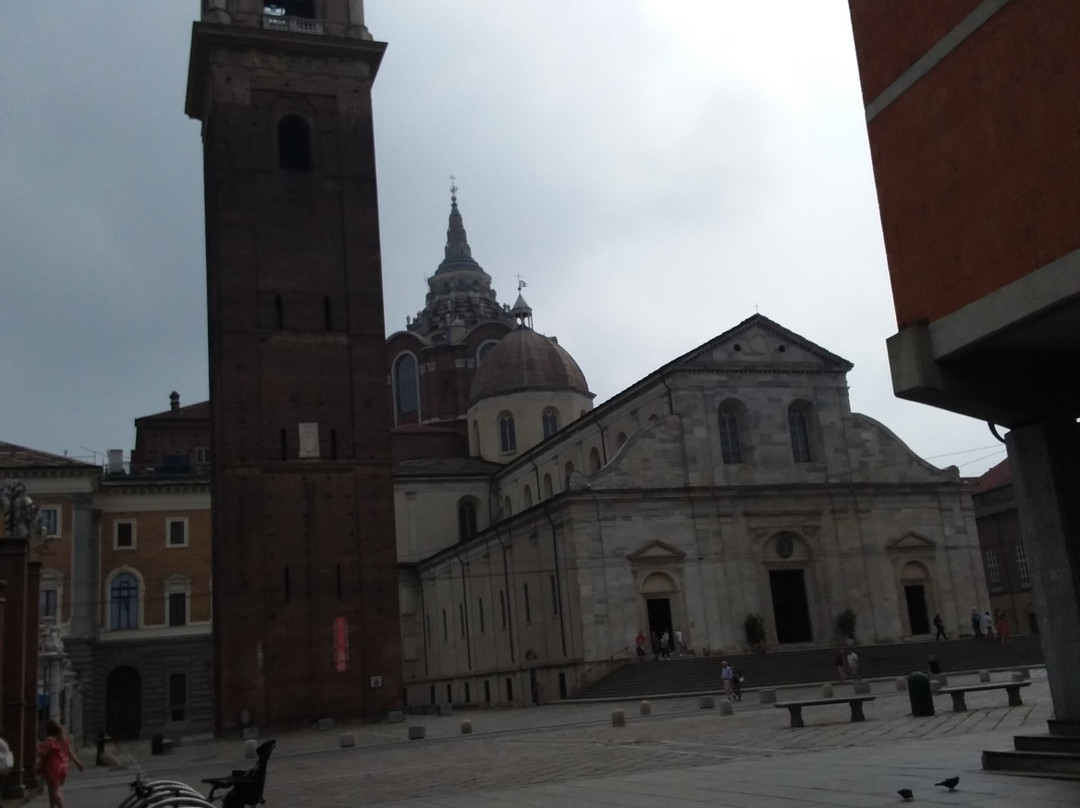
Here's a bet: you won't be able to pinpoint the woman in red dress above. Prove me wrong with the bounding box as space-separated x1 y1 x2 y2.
36 719 84 808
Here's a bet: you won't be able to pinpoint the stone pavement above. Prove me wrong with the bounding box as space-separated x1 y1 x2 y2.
64 669 1079 807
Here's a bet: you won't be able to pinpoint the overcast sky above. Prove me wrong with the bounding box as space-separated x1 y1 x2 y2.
0 1 1006 478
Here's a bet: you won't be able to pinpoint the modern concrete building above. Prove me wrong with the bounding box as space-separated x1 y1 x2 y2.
848 0 1080 731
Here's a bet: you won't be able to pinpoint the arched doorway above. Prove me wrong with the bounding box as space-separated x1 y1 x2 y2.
106 667 142 740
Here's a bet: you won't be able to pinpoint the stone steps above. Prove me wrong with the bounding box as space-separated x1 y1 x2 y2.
1013 735 1080 754
981 749 1080 779
574 635 1044 700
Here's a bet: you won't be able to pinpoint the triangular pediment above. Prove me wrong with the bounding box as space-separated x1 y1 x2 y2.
886 531 937 551
627 539 687 561
676 314 853 373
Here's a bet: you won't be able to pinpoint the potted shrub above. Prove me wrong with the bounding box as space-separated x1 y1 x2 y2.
836 608 858 644
744 613 767 653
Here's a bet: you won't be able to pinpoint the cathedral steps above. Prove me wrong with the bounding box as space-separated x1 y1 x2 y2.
572 635 1044 700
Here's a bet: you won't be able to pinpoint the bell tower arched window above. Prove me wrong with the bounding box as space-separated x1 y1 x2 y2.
718 399 748 465
457 498 478 542
278 115 311 171
394 353 419 418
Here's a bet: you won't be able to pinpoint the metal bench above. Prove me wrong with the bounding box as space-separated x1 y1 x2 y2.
938 681 1031 712
774 695 876 728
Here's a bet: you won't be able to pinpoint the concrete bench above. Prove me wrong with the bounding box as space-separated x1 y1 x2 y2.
774 696 876 728
938 681 1031 712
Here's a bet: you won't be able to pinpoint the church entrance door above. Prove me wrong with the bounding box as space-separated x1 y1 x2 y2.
769 570 813 643
904 584 930 635
646 597 672 640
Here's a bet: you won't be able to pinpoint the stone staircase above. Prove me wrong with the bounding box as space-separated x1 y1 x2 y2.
983 721 1080 780
572 635 1044 700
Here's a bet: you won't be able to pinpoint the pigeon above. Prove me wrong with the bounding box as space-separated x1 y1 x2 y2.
935 776 960 791
898 788 914 801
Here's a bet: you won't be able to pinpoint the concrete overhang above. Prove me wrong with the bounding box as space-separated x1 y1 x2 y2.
888 248 1080 427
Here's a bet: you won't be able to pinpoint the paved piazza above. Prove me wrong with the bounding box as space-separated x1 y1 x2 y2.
68 670 1078 807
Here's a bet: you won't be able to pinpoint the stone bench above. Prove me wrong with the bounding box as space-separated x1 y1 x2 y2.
938 681 1031 712
774 696 876 728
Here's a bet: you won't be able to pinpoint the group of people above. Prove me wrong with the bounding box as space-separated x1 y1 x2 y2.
969 607 1011 643
635 628 687 661
720 660 743 700
0 720 84 808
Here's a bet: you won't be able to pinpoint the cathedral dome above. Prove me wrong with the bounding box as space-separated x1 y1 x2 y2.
470 328 591 403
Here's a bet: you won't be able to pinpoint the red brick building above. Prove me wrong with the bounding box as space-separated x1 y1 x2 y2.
849 0 1080 731
186 0 402 730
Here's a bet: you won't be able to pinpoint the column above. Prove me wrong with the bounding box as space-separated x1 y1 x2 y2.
1006 419 1080 727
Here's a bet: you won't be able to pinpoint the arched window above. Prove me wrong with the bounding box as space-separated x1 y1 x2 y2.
718 399 746 464
499 411 516 452
543 474 553 499
394 353 419 417
589 446 601 472
523 485 533 508
788 400 814 463
541 407 560 439
278 115 311 171
457 498 478 542
110 573 139 630
564 461 574 487
476 340 499 364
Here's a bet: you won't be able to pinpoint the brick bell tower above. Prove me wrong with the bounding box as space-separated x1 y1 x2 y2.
185 0 401 731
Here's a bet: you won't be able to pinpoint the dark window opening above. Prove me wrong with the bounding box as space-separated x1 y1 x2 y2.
330 429 338 460
116 522 134 548
110 574 138 630
40 589 58 619
505 677 513 702
429 685 436 705
275 294 284 329
458 500 477 542
168 592 187 627
558 672 567 699
278 115 311 171
168 672 187 722
446 683 452 704
499 412 516 452
272 0 315 18
464 682 471 703
484 680 491 703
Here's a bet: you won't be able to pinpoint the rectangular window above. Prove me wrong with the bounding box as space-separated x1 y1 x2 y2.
166 518 188 547
168 592 187 627
194 446 211 464
549 575 559 616
789 411 812 463
505 677 513 702
40 589 58 619
464 682 471 703
442 609 448 643
446 683 452 704
39 507 60 537
168 672 187 721
500 590 507 629
1015 543 1031 587
523 583 531 623
984 547 1001 588
478 597 485 633
484 680 491 704
115 520 135 549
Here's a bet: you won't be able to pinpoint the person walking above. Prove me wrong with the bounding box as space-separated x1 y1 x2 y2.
982 610 995 641
933 613 948 640
720 660 734 699
970 607 983 639
36 719 84 808
674 628 685 657
635 630 647 661
997 610 1011 644
835 649 847 681
659 629 671 660
731 667 743 701
847 649 860 681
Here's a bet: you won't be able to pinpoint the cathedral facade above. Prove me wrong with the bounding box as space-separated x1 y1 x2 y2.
387 201 989 708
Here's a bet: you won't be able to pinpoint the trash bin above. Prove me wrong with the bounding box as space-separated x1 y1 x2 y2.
96 730 113 766
908 671 934 716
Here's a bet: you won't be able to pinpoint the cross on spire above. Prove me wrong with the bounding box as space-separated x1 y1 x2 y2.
449 174 457 203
